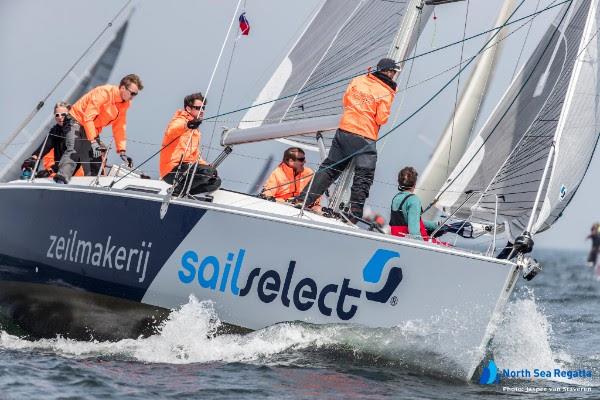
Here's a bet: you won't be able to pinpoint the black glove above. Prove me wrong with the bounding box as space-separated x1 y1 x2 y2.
90 141 101 158
35 169 52 178
187 119 201 129
119 151 133 167
21 157 37 170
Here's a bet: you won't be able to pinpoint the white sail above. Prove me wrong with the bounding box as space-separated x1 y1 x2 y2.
416 0 515 217
533 0 600 233
0 15 131 182
434 0 599 238
224 0 431 148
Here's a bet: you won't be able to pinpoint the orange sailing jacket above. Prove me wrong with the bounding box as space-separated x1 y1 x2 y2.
262 162 317 202
159 110 206 178
338 73 396 141
69 85 130 153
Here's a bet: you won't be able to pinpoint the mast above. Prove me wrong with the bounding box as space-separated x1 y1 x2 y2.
222 0 430 147
417 0 515 218
0 10 133 182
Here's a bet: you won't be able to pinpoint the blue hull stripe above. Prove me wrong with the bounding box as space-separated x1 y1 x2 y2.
0 187 205 301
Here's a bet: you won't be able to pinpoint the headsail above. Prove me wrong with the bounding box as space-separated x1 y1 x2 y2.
224 0 431 148
434 0 599 238
416 0 515 217
0 16 131 182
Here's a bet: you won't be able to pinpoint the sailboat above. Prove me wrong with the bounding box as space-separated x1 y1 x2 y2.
0 0 597 381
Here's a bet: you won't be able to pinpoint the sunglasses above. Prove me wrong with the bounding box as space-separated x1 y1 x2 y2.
55 112 68 118
189 105 205 111
294 157 306 162
125 87 139 97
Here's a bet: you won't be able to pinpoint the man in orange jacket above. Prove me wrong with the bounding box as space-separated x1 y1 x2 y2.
262 147 319 207
54 74 143 183
294 58 398 221
160 92 221 196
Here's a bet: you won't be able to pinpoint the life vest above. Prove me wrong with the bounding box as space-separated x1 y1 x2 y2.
338 73 396 141
70 85 130 152
389 193 430 240
389 193 449 245
262 162 317 203
159 109 205 178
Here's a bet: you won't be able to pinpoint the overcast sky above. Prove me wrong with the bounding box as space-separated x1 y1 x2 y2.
1 0 598 250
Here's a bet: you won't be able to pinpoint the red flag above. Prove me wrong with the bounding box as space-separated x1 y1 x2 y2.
239 12 250 36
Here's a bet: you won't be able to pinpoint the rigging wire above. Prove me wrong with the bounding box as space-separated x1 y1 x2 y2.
0 0 133 156
511 0 543 80
446 0 470 178
206 0 247 159
427 0 575 213
110 0 565 188
379 4 424 154
181 0 244 196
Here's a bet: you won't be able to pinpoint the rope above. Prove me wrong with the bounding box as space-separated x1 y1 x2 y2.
512 0 543 80
111 0 563 191
0 0 132 155
429 0 574 213
447 0 470 178
206 0 246 159
199 0 569 125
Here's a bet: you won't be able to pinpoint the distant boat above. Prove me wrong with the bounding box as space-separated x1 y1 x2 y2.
1 0 599 383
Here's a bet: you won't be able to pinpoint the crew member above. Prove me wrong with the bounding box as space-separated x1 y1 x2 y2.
54 74 143 183
293 58 399 221
390 166 446 242
159 92 221 196
21 102 82 178
262 147 319 207
586 223 600 267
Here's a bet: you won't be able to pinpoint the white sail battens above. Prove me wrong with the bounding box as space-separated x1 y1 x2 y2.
228 0 428 149
433 0 599 237
417 0 515 216
533 0 600 233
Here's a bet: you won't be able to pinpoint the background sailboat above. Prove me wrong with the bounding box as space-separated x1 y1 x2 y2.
0 10 132 182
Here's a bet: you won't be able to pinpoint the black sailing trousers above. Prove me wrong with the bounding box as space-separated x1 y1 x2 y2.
56 121 102 182
298 129 377 217
163 163 222 196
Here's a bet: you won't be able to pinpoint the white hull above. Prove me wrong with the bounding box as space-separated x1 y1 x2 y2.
0 177 519 380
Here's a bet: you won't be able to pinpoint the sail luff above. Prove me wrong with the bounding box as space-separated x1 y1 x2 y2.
237 2 326 130
417 0 515 217
432 0 593 238
223 0 428 146
533 0 600 233
0 15 132 182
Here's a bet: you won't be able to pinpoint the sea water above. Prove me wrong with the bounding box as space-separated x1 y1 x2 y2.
0 248 598 399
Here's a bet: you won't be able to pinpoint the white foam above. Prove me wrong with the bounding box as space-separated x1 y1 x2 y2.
491 288 599 386
0 291 592 384
0 295 332 364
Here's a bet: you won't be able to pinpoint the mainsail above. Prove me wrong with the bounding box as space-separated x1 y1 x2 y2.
416 0 515 217
0 16 131 182
434 0 600 238
223 0 431 148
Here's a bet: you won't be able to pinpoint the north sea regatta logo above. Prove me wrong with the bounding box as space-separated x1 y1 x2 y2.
178 248 403 320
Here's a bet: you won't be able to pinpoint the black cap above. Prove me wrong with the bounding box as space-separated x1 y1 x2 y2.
376 58 399 71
